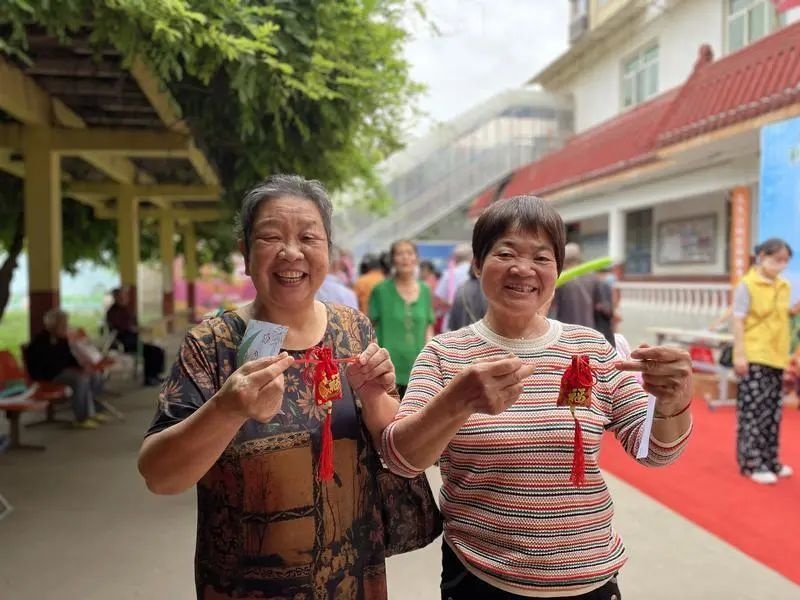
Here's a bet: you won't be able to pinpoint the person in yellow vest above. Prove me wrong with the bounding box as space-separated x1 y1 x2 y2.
733 238 800 484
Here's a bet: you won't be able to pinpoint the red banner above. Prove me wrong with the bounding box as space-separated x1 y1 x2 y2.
730 187 751 284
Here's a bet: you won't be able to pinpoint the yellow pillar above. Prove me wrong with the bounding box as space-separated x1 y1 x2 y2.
117 186 139 315
159 209 175 323
183 223 198 320
23 126 61 338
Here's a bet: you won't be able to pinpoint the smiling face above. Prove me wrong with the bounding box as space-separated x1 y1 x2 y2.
759 246 791 279
391 241 419 277
476 227 558 320
243 195 329 312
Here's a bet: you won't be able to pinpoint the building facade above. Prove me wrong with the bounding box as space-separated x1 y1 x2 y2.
470 0 800 341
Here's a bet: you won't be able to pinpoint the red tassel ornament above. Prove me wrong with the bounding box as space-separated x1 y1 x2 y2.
303 346 343 482
557 355 594 486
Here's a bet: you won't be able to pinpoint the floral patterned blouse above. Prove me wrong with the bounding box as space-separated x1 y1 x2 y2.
147 304 390 600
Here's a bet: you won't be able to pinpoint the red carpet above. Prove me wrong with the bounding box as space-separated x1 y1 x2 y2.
600 401 800 585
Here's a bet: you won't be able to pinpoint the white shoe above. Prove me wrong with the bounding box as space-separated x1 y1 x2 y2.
778 465 793 478
749 471 778 485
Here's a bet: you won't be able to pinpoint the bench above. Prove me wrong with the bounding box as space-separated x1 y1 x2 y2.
2 349 73 428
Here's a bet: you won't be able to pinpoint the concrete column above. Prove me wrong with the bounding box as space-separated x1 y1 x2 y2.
183 223 198 321
23 127 61 338
159 210 175 326
607 207 626 265
117 186 139 316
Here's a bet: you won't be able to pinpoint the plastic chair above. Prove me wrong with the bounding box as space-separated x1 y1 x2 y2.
14 347 72 427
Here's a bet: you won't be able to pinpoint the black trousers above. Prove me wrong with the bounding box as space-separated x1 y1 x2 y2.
117 331 165 382
441 542 621 600
737 363 784 475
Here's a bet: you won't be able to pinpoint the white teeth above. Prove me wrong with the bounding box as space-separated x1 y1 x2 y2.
279 271 304 278
508 284 534 293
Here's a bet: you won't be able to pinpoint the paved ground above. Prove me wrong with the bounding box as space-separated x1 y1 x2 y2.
2 383 799 600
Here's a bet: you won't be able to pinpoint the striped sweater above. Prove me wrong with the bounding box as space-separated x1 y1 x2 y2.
382 319 691 597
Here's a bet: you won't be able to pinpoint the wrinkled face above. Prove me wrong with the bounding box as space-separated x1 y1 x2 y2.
760 247 790 279
392 242 418 276
244 196 329 310
476 228 558 318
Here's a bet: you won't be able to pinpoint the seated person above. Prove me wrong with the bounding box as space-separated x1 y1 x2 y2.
27 309 107 429
106 287 165 386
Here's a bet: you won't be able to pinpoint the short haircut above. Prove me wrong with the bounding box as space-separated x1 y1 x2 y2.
43 308 67 330
390 239 418 261
472 195 566 274
755 238 793 259
236 174 333 257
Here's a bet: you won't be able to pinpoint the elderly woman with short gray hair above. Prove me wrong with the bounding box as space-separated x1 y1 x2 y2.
26 308 106 428
138 174 401 599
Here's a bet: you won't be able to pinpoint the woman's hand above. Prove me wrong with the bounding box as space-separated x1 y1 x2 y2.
347 343 395 399
214 353 294 422
615 344 692 415
734 356 749 378
450 355 535 416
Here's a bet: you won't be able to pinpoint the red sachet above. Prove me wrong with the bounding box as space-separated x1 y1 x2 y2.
557 355 594 486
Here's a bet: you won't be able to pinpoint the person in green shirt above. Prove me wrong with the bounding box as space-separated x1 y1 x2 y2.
369 240 435 397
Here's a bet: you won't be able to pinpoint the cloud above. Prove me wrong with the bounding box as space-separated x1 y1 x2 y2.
404 0 569 138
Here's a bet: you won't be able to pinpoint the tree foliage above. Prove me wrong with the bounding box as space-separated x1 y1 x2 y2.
0 0 421 293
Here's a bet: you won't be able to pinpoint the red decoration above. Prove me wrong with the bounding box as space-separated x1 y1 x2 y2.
557 355 594 486
303 346 344 482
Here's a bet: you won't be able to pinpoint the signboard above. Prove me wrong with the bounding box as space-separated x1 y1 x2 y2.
729 187 751 284
759 115 800 303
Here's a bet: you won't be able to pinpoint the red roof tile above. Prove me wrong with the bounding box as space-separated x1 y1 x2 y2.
657 21 800 146
467 184 499 218
475 22 800 212
500 90 676 199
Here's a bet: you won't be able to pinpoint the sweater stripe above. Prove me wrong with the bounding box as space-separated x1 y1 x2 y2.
382 320 691 593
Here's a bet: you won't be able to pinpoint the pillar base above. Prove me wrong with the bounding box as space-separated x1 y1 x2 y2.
162 291 175 332
29 290 60 338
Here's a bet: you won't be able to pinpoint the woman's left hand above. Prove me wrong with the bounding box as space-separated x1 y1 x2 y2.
615 344 692 414
346 343 396 399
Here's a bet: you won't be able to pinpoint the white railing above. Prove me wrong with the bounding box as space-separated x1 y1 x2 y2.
615 281 731 343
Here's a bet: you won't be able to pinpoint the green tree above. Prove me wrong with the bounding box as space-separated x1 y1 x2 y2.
0 0 421 322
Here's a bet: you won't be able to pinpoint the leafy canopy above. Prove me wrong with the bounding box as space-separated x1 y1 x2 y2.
0 0 422 267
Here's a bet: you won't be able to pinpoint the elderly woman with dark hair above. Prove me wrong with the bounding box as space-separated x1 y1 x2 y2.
382 196 694 599
138 175 402 599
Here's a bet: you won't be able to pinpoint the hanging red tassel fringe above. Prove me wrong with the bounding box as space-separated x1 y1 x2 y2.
569 409 586 486
558 355 594 487
303 346 342 482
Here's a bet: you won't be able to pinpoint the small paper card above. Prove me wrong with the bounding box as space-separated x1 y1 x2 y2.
237 319 289 366
636 394 657 459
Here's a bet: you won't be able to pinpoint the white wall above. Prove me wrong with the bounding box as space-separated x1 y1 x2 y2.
651 193 729 276
565 0 724 132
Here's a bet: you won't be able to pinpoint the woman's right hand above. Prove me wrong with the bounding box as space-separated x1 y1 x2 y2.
214 353 294 422
734 357 749 378
450 355 535 416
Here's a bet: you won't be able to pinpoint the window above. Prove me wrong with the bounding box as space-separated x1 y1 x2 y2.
571 0 588 19
621 44 659 109
625 209 653 274
726 0 778 53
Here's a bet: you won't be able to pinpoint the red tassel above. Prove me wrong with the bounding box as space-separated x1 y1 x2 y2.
319 412 335 481
570 409 586 486
303 346 342 482
558 355 594 487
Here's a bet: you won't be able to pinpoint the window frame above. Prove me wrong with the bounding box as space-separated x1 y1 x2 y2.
620 42 660 110
724 0 780 54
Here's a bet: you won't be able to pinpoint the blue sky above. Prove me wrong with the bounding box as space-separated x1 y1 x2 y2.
404 0 569 137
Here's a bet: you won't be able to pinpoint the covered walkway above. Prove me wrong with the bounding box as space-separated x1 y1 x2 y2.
1 376 798 599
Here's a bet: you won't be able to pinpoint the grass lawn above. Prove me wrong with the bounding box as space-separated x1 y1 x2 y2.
0 309 105 359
